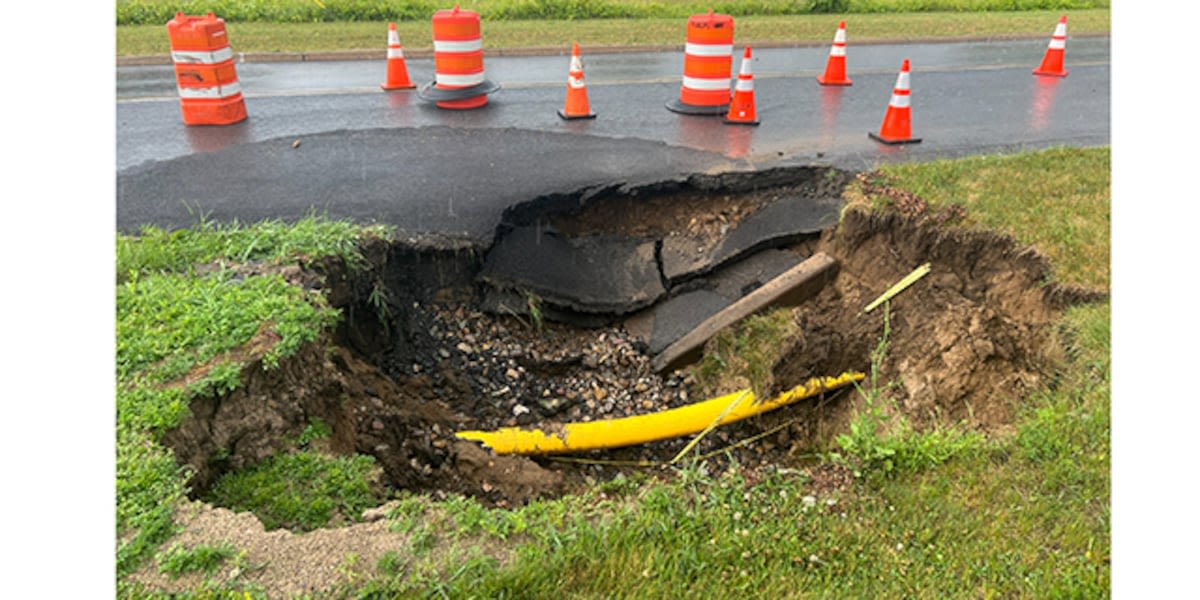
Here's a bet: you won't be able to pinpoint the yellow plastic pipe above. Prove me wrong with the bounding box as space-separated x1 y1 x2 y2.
455 371 864 456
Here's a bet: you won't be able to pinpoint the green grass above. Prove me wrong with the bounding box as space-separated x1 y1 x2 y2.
155 542 237 578
206 451 382 531
851 146 1111 289
117 9 1111 55
117 0 1110 26
116 216 391 580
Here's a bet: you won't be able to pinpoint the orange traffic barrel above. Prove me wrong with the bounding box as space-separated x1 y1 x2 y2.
166 12 247 126
666 11 734 116
417 4 500 109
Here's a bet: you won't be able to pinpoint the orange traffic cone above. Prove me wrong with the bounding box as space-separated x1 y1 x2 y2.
558 43 596 120
724 46 759 126
816 21 852 86
381 22 416 90
1033 15 1068 77
869 58 921 145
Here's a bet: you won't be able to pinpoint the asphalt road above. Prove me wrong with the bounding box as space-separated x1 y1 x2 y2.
117 37 1110 240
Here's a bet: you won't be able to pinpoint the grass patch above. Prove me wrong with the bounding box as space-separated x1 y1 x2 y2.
116 0 1110 26
116 216 389 579
849 146 1110 289
155 542 237 578
693 307 799 399
833 307 986 480
206 451 383 531
117 9 1111 55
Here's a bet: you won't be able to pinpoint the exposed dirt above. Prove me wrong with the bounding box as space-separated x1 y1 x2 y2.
141 170 1106 598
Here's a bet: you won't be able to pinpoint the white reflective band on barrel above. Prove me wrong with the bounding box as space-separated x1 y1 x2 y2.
685 42 733 57
436 71 485 86
889 93 910 108
387 47 405 58
682 75 732 91
895 71 910 91
434 39 483 53
178 81 242 99
172 47 233 64
1048 38 1066 49
830 45 846 57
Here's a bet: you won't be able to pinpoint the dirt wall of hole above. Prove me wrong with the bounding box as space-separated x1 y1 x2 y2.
771 207 1105 446
161 243 563 506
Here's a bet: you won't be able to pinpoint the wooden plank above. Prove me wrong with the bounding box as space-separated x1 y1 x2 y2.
650 252 838 373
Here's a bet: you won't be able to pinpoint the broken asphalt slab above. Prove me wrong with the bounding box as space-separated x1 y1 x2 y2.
626 248 810 355
661 193 843 282
477 225 666 315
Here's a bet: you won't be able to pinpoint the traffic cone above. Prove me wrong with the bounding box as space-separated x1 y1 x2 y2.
816 21 852 86
558 43 596 120
869 58 921 145
724 46 759 126
381 22 416 90
1033 15 1069 77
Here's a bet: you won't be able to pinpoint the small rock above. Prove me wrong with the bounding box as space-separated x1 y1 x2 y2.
291 139 301 149
594 387 607 402
372 419 384 431
506 368 520 380
457 342 474 354
438 348 450 359
513 404 530 417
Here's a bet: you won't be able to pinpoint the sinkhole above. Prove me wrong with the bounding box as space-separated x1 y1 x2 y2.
159 166 1104 522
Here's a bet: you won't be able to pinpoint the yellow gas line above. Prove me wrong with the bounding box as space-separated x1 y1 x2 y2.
455 371 864 456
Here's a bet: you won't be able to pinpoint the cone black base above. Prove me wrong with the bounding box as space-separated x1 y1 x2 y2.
418 79 501 102
666 99 729 116
723 118 760 126
557 110 597 120
868 132 922 145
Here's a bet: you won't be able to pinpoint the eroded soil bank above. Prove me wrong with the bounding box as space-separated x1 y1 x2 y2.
139 167 1105 596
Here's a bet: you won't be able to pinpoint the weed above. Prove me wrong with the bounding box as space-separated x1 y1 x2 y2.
376 550 405 577
833 306 984 479
155 542 237 579
367 279 392 326
295 417 333 448
337 553 363 586
525 291 545 333
692 307 797 399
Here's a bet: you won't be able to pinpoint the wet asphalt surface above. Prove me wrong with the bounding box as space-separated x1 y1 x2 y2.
116 38 1109 240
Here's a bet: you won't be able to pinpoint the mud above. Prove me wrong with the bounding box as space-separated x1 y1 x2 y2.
159 166 1105 524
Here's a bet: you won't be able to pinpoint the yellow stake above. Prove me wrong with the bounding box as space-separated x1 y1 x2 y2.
864 263 931 313
455 372 864 456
